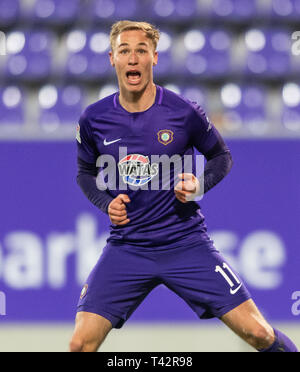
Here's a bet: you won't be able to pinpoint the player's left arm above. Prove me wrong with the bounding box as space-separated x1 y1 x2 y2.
174 104 233 203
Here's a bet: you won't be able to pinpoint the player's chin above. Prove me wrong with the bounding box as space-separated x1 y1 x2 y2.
125 81 145 92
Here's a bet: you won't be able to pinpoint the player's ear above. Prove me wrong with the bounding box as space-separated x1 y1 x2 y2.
109 51 115 67
153 51 158 66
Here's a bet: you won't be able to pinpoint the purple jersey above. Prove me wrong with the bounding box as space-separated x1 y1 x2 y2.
77 85 222 248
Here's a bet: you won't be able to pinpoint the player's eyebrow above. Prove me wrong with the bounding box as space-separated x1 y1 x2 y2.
118 42 149 48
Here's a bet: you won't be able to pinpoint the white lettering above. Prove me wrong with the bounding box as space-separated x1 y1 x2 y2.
291 31 300 56
3 232 43 289
0 220 287 292
0 31 6 56
291 291 300 316
47 233 75 288
96 154 116 191
0 242 3 279
75 214 107 285
0 291 6 315
239 231 286 289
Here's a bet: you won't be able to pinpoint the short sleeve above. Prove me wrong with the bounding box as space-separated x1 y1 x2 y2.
76 110 98 164
188 103 224 155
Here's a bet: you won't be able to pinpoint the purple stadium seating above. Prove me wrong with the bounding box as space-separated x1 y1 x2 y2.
0 0 20 27
182 29 232 77
0 0 297 137
5 30 53 81
210 0 259 22
154 30 174 78
98 83 118 100
181 85 207 108
32 0 81 25
64 30 113 81
88 0 140 22
162 84 207 109
0 85 24 124
281 82 300 131
147 0 199 21
220 83 268 133
271 0 300 21
38 85 84 127
244 28 291 78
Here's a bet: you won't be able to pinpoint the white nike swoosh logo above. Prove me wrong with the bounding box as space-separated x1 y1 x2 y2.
104 138 122 146
230 283 242 295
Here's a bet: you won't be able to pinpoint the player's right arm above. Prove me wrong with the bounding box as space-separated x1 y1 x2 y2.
175 103 233 203
76 110 130 225
77 158 130 225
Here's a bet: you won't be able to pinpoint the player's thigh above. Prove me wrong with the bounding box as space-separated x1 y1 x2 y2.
77 243 159 329
161 243 251 319
70 311 112 352
220 298 274 344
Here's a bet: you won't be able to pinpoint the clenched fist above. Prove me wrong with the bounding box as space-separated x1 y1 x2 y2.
174 173 200 203
108 194 131 225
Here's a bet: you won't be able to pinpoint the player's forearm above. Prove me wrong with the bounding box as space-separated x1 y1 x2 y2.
202 151 233 194
77 157 113 214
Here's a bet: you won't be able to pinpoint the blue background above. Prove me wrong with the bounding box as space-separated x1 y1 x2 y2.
0 139 299 322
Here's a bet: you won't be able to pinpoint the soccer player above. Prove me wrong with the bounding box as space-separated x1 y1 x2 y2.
69 21 298 352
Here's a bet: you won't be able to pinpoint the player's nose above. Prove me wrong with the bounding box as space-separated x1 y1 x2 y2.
128 52 138 65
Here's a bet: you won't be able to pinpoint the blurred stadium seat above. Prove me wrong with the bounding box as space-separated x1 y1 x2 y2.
87 0 141 22
38 84 84 130
0 0 20 27
64 29 113 81
271 0 300 21
243 28 292 78
5 30 53 82
32 0 81 25
162 84 207 109
210 0 259 22
220 83 269 134
98 83 118 100
147 0 200 22
181 85 207 107
181 28 232 78
154 29 174 78
281 82 300 131
0 85 24 125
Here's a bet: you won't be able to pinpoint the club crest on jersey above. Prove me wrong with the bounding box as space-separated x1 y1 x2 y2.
118 154 158 186
157 129 174 145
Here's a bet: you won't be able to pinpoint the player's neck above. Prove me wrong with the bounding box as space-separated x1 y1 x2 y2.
119 83 156 113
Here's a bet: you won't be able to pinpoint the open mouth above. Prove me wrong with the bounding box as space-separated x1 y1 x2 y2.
126 70 142 84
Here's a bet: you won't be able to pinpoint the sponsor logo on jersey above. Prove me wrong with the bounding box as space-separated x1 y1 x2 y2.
230 283 242 295
118 154 158 186
104 138 122 146
157 129 174 145
76 124 81 144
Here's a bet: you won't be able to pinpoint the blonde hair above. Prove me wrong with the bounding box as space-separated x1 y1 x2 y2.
110 20 160 52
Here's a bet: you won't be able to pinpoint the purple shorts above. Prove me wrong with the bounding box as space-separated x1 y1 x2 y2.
77 241 251 328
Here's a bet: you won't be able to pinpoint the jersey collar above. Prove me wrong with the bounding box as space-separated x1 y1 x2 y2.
113 84 163 112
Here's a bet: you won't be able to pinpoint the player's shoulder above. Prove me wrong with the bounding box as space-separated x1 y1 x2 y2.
161 86 203 114
79 93 117 124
